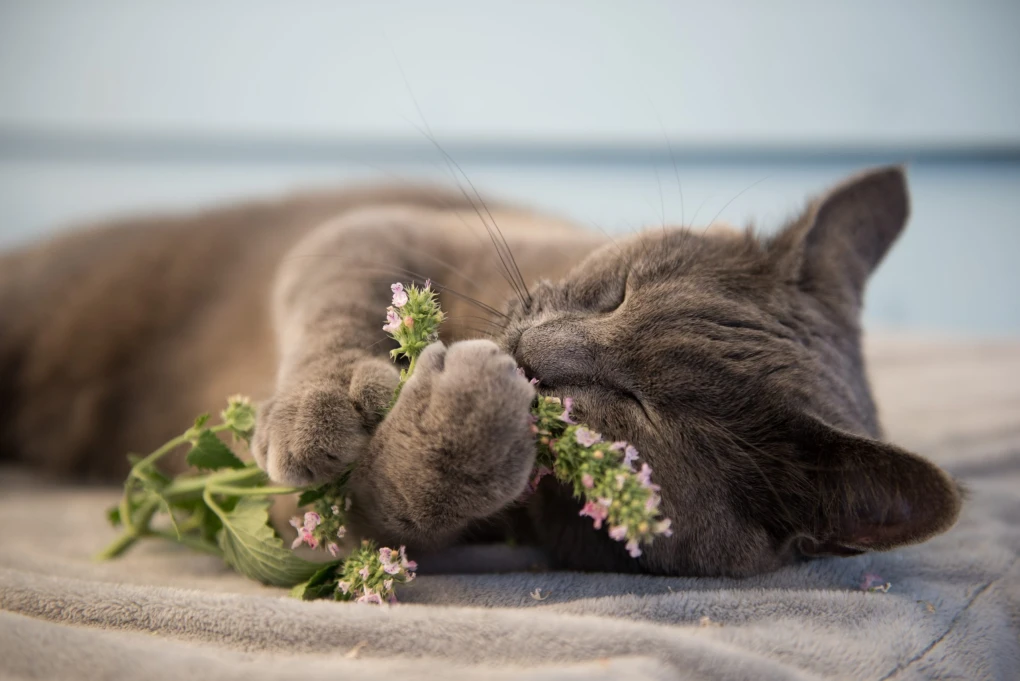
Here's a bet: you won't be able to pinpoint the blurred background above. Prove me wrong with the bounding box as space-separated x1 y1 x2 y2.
1 0 1018 334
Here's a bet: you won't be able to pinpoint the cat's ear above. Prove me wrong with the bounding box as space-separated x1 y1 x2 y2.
786 411 962 557
771 166 909 302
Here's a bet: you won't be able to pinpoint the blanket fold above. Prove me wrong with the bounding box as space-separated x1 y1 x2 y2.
2 334 1018 680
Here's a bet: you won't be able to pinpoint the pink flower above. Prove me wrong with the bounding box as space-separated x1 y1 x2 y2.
383 578 394 592
359 566 370 580
655 518 673 537
357 587 383 605
574 427 602 447
579 500 609 529
337 525 347 539
327 543 340 558
383 308 401 333
581 473 594 489
289 516 319 549
636 463 660 492
303 512 321 528
403 315 414 328
331 504 341 516
645 494 661 512
337 581 351 595
559 397 577 424
625 540 642 558
623 445 639 469
608 525 628 541
379 547 401 575
391 282 409 307
399 546 418 571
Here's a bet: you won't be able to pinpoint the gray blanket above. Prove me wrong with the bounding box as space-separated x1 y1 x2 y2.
2 334 1019 680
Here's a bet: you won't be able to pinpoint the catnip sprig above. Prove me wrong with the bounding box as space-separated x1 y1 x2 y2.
98 396 323 586
384 281 443 401
530 396 672 557
291 539 417 602
100 398 417 602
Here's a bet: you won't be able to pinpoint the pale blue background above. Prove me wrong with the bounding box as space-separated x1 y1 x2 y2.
1 0 1018 334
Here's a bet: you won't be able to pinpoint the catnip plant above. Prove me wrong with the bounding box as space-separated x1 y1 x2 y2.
99 280 670 601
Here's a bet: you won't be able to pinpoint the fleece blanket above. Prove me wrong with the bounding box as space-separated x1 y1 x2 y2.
1 333 1018 681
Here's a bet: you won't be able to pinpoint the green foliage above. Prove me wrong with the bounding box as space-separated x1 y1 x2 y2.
186 430 246 471
210 497 320 587
290 562 342 600
97 396 308 583
296 487 327 508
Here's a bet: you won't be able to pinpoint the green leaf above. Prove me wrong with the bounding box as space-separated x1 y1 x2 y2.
193 413 211 429
186 430 245 471
213 497 321 587
297 487 327 507
106 506 122 527
290 561 342 600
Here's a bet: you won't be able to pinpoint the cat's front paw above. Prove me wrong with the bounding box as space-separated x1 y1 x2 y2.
380 340 538 512
252 357 399 485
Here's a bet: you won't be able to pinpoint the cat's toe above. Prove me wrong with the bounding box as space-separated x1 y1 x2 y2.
252 388 368 486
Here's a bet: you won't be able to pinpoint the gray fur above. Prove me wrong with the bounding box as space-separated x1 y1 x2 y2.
0 167 961 576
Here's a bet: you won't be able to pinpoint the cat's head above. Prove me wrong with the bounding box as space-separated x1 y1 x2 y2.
502 167 963 576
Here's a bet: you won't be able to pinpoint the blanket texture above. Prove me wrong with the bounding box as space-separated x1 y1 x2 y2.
2 334 1019 680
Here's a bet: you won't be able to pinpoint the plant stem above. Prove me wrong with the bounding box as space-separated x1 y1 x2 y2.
127 423 232 484
210 484 303 497
128 434 190 482
95 498 160 561
159 465 265 501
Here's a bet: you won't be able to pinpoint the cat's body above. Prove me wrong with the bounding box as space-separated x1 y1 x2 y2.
0 168 962 577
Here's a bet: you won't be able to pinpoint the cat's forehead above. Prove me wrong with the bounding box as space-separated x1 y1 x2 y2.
570 227 765 282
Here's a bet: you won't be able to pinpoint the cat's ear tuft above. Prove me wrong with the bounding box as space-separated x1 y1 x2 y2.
788 412 961 556
771 166 910 302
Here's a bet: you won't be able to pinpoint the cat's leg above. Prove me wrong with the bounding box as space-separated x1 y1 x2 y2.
346 340 536 551
251 212 411 485
254 207 536 549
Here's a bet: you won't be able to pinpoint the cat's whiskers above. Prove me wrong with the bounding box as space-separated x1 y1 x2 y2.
290 259 511 323
392 66 532 309
701 175 771 236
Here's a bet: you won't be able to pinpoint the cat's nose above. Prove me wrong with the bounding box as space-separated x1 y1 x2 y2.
515 322 593 388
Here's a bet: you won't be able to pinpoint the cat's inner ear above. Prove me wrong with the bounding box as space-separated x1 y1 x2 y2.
786 412 962 557
771 166 910 300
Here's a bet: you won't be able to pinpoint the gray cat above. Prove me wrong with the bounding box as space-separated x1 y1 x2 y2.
0 166 962 576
